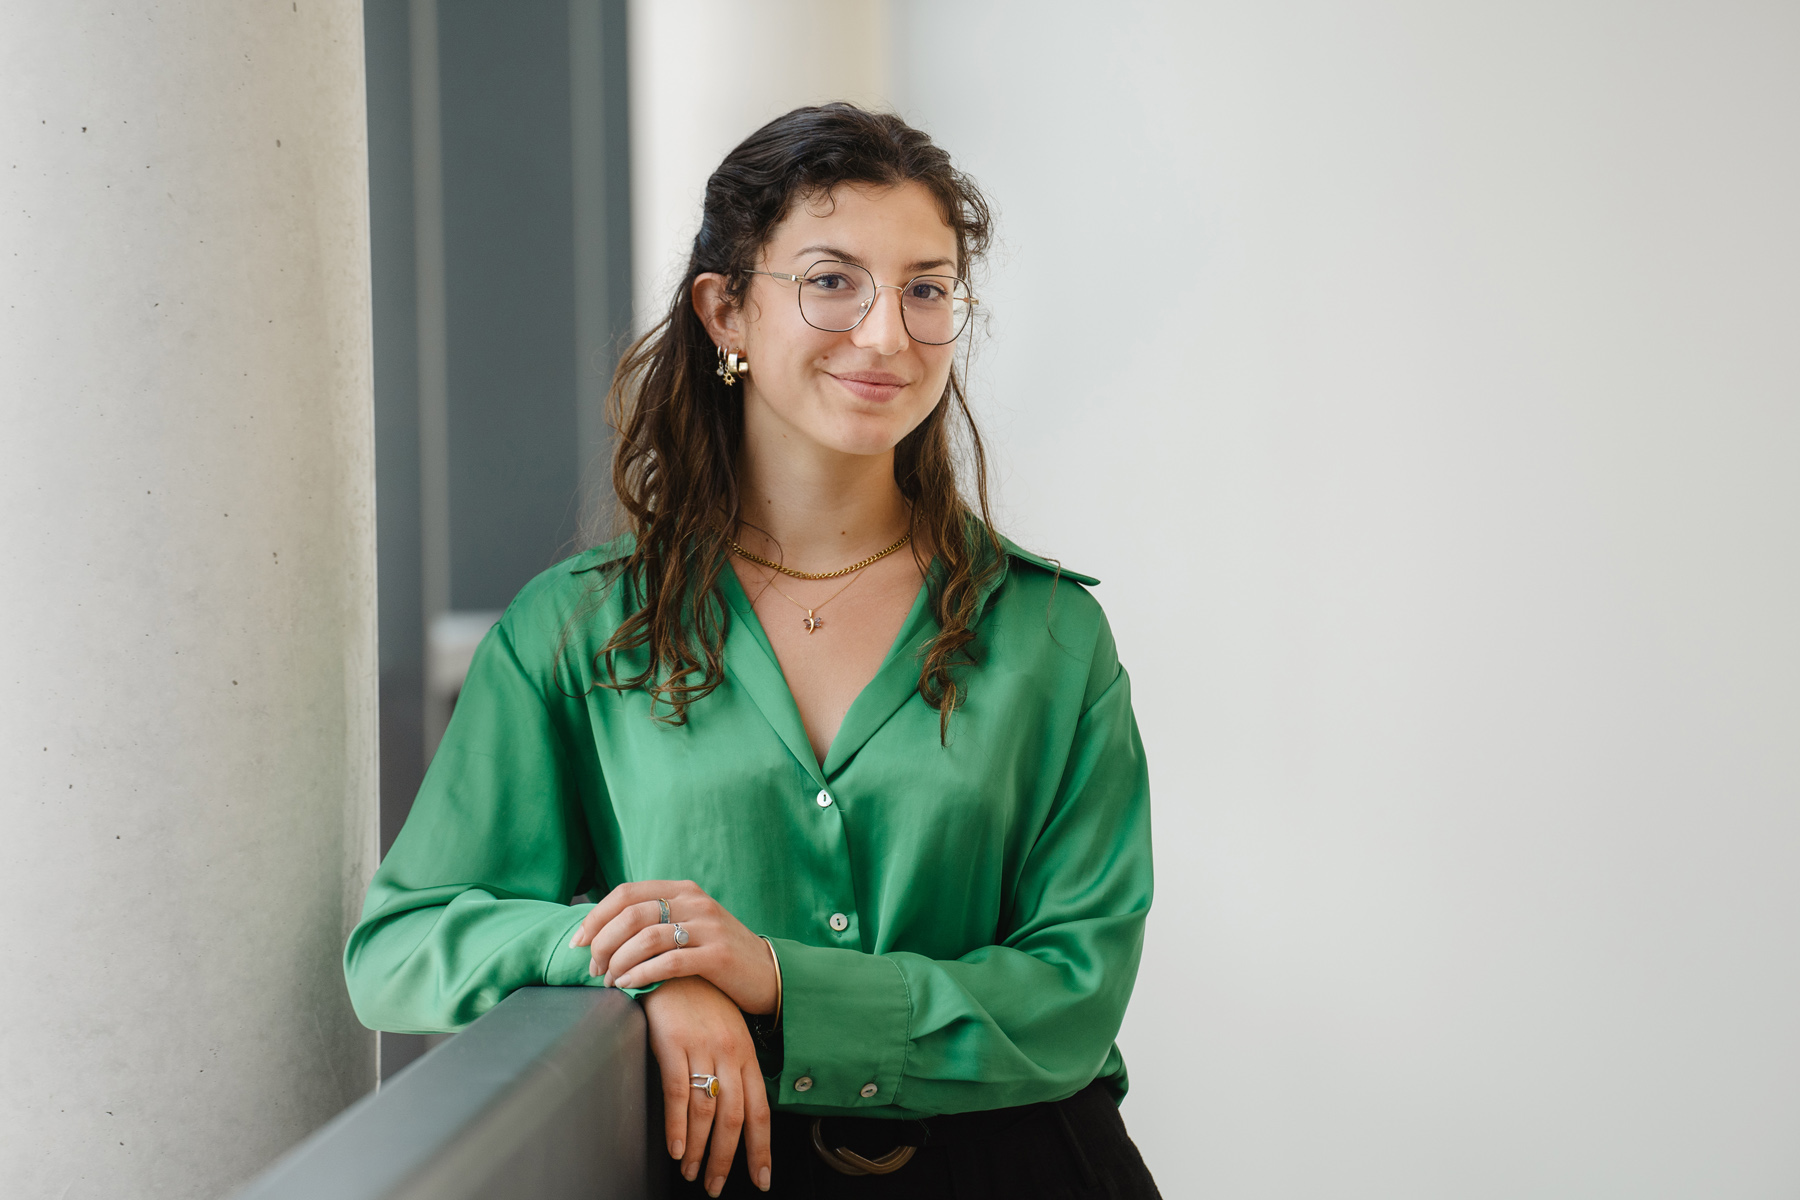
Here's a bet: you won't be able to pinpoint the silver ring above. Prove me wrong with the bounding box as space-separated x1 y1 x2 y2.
657 898 670 925
690 1073 720 1098
672 922 689 947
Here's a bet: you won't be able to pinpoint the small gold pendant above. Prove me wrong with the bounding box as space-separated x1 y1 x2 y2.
802 611 822 633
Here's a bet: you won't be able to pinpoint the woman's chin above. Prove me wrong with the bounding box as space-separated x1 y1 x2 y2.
808 433 905 459
784 401 927 459
814 416 923 458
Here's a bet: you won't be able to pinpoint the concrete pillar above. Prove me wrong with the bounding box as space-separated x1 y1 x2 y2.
0 5 378 1198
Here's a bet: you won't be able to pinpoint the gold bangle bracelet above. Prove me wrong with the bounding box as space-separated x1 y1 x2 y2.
757 934 783 1027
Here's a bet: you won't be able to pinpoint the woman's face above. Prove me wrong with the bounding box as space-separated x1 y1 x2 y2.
697 181 961 461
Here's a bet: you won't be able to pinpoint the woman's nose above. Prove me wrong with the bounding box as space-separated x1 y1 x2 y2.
853 285 910 355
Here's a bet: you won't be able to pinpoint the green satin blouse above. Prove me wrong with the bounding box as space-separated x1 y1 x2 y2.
343 530 1153 1119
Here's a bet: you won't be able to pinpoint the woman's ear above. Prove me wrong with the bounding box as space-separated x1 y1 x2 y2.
692 273 742 349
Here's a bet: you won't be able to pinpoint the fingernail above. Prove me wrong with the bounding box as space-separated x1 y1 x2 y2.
708 1176 724 1196
683 1163 698 1181
601 974 611 987
671 1139 683 1158
759 1166 771 1190
616 974 632 988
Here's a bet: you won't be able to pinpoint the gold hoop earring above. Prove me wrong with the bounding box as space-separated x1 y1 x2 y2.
715 347 749 386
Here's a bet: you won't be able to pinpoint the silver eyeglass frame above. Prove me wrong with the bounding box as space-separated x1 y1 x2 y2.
747 259 979 346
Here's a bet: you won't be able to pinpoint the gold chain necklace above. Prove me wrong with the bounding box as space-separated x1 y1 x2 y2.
728 531 911 580
754 565 870 634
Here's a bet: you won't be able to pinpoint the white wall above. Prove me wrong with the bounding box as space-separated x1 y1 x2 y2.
0 4 378 1196
628 0 890 327
891 2 1800 1196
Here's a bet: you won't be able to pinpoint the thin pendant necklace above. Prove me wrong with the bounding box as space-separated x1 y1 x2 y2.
753 564 870 634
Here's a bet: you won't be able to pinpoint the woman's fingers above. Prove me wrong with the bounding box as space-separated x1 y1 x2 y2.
585 899 663 979
741 1058 773 1192
703 1069 746 1198
655 1041 690 1163
571 879 698 948
610 931 710 990
682 1064 719 1186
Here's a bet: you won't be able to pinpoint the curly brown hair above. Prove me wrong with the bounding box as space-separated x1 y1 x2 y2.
591 103 1000 739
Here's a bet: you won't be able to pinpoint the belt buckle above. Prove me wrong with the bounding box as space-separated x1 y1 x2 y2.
809 1117 918 1176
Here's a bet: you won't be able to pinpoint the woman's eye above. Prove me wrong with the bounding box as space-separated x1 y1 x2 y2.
908 281 950 303
808 273 853 292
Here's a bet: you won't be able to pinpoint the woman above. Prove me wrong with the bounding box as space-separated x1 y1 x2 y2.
345 103 1158 1199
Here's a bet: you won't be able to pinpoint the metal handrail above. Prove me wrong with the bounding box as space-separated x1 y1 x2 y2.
227 987 658 1200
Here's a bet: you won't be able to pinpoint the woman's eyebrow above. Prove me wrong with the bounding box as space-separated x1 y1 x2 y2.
793 243 860 265
792 244 957 274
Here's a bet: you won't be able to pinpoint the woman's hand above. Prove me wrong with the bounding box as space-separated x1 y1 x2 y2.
570 880 778 1016
643 976 773 1195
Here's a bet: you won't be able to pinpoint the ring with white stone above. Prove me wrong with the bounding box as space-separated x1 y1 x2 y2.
672 922 689 948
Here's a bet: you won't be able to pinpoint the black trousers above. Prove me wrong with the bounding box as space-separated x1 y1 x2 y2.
669 1079 1162 1199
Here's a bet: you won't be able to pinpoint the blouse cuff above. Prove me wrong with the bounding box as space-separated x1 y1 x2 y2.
542 907 659 997
765 938 910 1111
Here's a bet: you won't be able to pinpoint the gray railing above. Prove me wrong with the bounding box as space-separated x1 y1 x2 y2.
228 987 660 1200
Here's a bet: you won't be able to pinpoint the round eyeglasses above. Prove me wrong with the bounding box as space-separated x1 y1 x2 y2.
749 260 978 346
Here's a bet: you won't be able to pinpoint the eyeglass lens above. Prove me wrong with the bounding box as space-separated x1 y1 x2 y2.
795 261 971 344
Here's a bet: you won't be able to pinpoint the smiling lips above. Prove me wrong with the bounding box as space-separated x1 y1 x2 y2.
830 371 908 402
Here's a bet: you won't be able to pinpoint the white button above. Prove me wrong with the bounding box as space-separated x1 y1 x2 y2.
794 1076 814 1093
829 912 849 932
815 790 832 808
859 1082 879 1098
